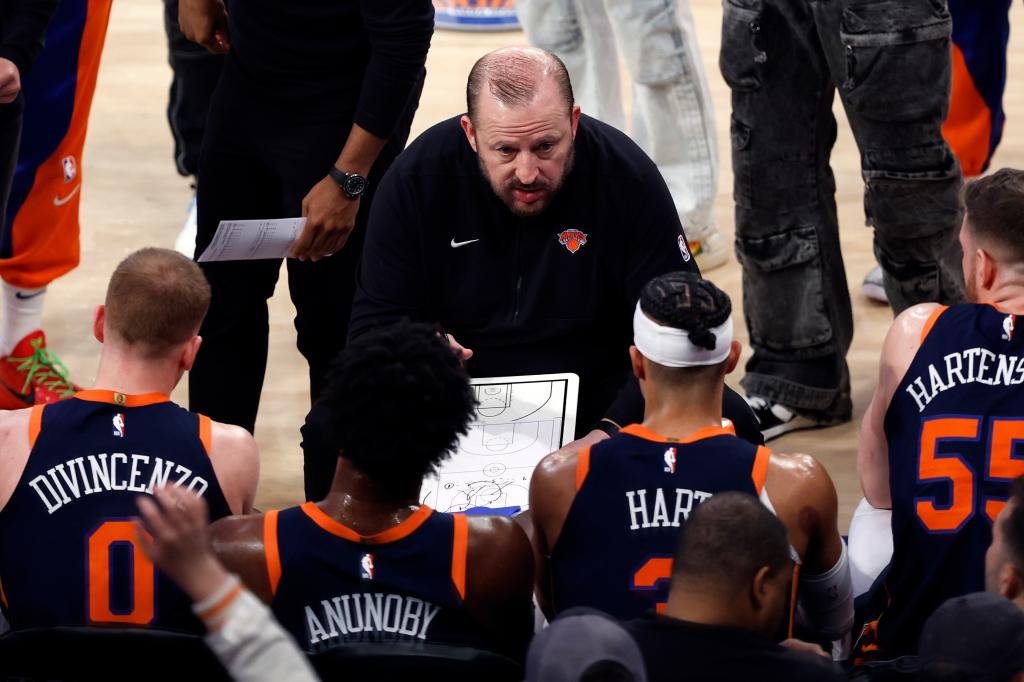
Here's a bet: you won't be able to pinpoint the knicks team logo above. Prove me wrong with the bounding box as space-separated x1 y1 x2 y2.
557 229 588 254
112 413 125 438
1003 314 1016 342
61 156 77 183
678 235 692 262
663 447 677 474
360 553 375 581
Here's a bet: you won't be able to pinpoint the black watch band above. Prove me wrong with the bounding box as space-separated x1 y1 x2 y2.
593 419 621 437
328 166 369 200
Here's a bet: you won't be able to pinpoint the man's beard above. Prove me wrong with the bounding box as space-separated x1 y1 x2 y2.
964 268 977 302
479 145 576 218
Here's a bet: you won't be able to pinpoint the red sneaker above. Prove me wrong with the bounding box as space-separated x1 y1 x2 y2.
0 330 79 409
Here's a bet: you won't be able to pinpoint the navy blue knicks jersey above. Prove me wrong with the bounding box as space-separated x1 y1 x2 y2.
0 390 231 632
550 422 770 618
266 502 496 654
869 304 1024 656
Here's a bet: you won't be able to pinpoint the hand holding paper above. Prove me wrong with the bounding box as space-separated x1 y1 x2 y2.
197 218 306 262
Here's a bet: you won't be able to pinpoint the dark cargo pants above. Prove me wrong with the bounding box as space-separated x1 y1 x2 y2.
720 0 965 420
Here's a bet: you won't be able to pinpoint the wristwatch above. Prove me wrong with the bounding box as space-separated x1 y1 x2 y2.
328 166 369 200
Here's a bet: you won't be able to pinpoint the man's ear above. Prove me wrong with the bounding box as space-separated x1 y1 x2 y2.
978 247 998 292
750 565 772 611
629 346 646 381
93 305 105 343
570 103 581 138
460 115 478 153
725 340 742 374
180 335 203 373
1001 564 1023 601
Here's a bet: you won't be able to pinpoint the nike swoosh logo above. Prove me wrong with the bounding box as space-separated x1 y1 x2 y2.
450 238 480 249
14 290 45 300
53 184 81 206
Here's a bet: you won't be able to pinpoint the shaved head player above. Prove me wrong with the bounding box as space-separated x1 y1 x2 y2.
0 248 258 632
211 320 535 660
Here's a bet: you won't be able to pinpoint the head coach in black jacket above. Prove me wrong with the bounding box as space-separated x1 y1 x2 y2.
302 47 762 501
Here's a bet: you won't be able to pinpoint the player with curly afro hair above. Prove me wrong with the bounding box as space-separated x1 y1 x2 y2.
209 319 536 662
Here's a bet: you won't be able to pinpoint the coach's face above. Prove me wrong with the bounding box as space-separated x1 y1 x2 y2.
461 79 581 218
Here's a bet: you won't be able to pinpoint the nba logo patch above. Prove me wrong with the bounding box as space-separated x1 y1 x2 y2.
61 156 77 183
557 229 588 254
663 447 677 474
360 553 375 581
678 235 692 262
112 413 125 438
1003 314 1016 342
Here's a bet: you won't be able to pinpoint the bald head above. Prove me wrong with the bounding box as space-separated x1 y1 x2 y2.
466 47 574 122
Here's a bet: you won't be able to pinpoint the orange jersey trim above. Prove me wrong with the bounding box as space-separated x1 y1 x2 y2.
788 564 801 639
196 584 244 623
73 390 170 407
264 510 282 597
752 446 771 494
28 404 45 448
575 446 592 492
198 415 213 456
919 306 949 345
300 502 434 545
620 422 737 444
0 574 8 610
451 513 469 601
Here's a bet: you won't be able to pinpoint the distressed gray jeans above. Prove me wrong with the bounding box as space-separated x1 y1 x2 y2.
721 0 966 419
519 0 719 237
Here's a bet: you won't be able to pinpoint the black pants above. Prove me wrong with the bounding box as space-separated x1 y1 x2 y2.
189 59 422 433
0 96 22 237
163 0 224 177
721 0 965 419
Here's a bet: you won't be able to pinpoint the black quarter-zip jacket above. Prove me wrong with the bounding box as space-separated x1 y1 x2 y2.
348 114 698 435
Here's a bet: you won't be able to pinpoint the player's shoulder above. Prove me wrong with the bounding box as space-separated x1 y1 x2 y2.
535 446 580 479
209 420 258 456
768 450 836 497
0 406 35 446
890 302 946 346
465 514 533 596
209 511 266 548
532 446 584 499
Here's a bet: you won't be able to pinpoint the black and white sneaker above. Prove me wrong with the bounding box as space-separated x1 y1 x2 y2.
745 396 828 442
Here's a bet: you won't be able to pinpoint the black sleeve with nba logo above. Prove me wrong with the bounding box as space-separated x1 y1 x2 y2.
0 0 59 77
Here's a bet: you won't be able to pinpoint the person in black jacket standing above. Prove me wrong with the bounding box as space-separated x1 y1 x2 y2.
178 0 434 434
0 0 57 259
303 47 760 500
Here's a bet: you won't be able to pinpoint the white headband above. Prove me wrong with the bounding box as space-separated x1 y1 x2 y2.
633 302 733 367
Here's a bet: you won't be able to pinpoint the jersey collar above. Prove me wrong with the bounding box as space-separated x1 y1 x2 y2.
620 420 736 444
73 390 170 407
300 502 434 545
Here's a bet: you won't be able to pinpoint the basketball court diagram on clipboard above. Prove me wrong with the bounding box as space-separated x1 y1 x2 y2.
420 373 578 513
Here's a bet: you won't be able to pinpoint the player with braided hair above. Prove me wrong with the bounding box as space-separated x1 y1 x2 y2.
530 272 853 650
208 319 535 660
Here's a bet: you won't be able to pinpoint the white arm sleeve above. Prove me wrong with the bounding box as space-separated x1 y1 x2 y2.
195 577 319 682
797 541 854 642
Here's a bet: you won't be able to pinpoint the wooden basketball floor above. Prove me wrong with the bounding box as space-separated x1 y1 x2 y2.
50 0 1024 530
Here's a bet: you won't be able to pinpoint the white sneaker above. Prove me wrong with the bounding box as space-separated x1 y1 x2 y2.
862 265 888 304
175 194 198 258
686 224 729 272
